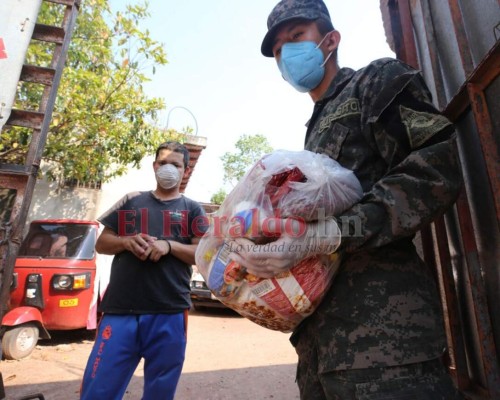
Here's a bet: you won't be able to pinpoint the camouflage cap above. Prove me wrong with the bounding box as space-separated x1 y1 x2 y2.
261 0 331 57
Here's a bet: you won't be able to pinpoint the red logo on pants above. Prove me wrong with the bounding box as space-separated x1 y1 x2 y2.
102 325 112 340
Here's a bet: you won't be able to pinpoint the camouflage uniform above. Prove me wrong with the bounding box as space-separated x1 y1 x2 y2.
261 0 463 397
291 58 463 399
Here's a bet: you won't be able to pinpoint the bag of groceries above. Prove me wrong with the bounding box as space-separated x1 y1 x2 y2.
195 150 362 332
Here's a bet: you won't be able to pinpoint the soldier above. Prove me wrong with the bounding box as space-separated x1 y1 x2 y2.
228 0 464 398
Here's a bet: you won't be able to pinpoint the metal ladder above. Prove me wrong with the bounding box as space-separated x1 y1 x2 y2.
0 0 80 398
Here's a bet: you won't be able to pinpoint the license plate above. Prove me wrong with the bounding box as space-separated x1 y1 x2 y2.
59 298 79 307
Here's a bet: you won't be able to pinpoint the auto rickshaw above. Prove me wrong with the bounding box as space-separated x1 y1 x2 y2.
1 219 99 360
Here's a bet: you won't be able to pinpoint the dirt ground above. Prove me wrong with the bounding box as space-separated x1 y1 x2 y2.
1 308 300 400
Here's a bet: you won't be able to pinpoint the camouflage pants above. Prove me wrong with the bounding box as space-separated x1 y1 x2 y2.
296 348 463 400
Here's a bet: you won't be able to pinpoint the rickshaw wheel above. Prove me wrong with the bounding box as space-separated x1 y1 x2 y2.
2 323 39 360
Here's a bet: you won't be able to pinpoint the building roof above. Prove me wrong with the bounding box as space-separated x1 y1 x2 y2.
180 134 207 193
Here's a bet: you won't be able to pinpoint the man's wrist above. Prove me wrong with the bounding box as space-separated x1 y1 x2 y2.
116 235 126 251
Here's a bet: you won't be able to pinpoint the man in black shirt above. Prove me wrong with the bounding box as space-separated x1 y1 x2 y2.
81 141 207 400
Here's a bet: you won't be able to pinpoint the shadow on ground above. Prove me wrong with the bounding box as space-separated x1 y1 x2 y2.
3 363 299 400
38 328 97 346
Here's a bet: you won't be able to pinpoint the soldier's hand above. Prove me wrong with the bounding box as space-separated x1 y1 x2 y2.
228 217 341 278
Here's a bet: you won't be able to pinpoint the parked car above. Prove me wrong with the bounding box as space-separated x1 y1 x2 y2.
190 268 227 311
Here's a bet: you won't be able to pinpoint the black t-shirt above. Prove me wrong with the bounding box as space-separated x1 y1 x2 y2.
98 191 208 314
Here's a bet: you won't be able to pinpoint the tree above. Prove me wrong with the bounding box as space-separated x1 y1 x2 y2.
210 188 227 205
0 0 172 184
220 134 273 187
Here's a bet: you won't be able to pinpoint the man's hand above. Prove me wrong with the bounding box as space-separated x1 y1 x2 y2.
122 234 171 262
148 240 171 262
228 217 341 278
122 233 156 261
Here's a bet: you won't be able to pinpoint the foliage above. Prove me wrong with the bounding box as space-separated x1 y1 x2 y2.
0 0 174 184
220 134 273 187
210 188 227 205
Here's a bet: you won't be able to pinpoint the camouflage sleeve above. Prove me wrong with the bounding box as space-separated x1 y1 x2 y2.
337 60 462 253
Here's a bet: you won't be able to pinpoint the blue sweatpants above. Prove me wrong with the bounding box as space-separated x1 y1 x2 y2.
80 312 187 400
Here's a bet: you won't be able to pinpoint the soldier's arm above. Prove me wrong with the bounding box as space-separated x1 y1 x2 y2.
337 61 462 253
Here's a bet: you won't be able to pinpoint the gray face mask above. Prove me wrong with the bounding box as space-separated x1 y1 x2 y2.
155 164 180 190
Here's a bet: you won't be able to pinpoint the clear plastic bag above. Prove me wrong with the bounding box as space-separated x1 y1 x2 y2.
195 150 362 332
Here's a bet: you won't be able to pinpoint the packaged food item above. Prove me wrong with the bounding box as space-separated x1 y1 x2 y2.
195 150 362 332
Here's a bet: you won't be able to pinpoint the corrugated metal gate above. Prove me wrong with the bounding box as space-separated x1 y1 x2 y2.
381 1 500 398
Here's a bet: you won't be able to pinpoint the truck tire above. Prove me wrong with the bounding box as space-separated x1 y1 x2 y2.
2 323 39 360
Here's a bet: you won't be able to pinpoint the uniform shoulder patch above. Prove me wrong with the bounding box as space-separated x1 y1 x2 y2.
399 105 452 149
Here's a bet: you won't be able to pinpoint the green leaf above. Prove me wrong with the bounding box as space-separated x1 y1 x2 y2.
221 134 274 186
1 0 170 185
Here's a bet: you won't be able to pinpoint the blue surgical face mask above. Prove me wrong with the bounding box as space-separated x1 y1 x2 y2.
277 35 333 93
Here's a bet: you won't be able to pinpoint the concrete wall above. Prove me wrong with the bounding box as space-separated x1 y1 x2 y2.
26 155 157 230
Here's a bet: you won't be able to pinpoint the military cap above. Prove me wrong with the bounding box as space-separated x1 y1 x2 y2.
261 0 331 57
